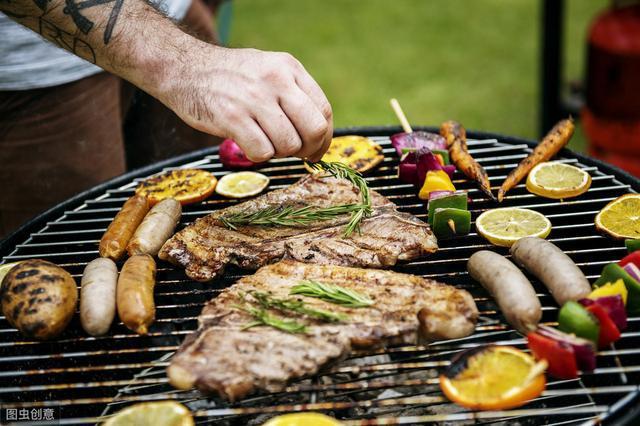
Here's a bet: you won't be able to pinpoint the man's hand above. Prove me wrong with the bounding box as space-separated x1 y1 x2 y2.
1 0 333 162
159 46 333 162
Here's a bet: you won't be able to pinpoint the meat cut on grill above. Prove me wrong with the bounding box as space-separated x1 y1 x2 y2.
167 260 478 400
159 175 438 281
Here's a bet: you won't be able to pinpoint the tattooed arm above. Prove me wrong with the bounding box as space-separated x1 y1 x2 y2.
0 0 333 161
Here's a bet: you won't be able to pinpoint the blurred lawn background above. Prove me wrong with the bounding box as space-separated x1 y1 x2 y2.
230 0 605 152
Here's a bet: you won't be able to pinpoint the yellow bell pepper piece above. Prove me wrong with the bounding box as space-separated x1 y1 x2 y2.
418 170 456 200
589 279 628 305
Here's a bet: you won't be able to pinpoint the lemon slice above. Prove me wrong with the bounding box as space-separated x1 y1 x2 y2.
303 135 384 173
526 162 591 199
595 194 640 240
103 401 193 426
440 346 547 411
476 208 552 247
0 262 20 284
263 412 343 426
216 171 270 198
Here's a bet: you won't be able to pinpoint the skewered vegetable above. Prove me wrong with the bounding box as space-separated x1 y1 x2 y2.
390 131 447 156
580 295 627 332
497 118 574 202
557 301 600 344
418 170 455 200
427 192 467 225
623 263 640 282
588 279 627 306
127 198 182 256
528 325 596 378
99 195 150 260
626 239 640 253
583 302 621 348
1 259 77 340
619 251 640 268
432 208 471 239
440 120 494 200
80 258 118 336
594 263 640 314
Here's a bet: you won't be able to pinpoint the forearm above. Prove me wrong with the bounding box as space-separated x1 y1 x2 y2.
0 0 204 97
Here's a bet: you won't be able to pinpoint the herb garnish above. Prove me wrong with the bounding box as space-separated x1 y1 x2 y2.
290 280 374 308
235 303 308 334
251 291 348 322
218 161 372 237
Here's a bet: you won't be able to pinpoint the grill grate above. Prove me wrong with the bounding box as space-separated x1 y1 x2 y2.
1 128 639 425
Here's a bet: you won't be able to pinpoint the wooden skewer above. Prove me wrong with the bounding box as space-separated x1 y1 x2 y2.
389 98 413 133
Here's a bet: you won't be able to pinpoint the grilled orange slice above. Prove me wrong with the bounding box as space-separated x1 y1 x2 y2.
136 169 217 206
440 345 547 411
304 135 383 174
103 401 193 426
595 194 640 240
263 413 342 426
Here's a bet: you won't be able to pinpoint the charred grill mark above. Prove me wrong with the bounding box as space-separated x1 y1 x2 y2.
16 269 39 279
22 321 46 337
12 301 24 321
12 282 30 294
29 288 46 296
40 274 62 283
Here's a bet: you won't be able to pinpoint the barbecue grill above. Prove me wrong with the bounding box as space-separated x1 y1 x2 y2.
1 126 639 425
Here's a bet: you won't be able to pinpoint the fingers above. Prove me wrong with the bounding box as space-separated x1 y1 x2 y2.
308 119 333 162
293 68 333 161
279 86 330 159
228 120 274 163
255 107 302 158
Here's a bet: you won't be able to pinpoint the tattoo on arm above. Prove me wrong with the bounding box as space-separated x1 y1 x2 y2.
62 0 124 43
39 16 96 62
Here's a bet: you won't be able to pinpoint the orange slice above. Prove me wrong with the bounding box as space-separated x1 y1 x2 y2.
440 345 547 411
595 193 640 240
136 169 217 206
304 135 383 173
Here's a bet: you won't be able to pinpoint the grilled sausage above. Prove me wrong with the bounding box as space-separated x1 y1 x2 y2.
127 198 182 256
80 258 118 336
468 251 541 334
117 254 156 335
99 195 150 260
498 118 574 202
510 237 590 306
1 259 77 340
440 120 494 200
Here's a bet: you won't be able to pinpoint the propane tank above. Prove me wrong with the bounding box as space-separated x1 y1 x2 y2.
582 3 640 176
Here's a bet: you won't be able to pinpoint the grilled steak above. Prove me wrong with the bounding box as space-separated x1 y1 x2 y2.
159 175 438 281
167 260 478 400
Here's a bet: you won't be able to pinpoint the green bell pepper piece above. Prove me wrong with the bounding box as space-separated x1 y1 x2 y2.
432 208 471 239
432 149 450 165
427 193 467 225
558 301 600 344
594 263 640 314
625 239 640 253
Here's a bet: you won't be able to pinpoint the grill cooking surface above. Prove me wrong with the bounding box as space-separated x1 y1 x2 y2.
1 129 639 425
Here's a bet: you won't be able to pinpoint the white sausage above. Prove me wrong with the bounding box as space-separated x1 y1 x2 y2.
510 237 591 306
80 258 118 336
468 250 542 334
127 198 182 256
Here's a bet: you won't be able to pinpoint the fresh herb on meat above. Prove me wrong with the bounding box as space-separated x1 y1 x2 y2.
234 303 308 334
250 291 348 322
218 204 364 230
291 280 374 308
305 161 372 235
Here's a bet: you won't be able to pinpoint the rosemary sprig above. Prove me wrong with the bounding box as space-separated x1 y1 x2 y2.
290 280 374 308
219 204 364 230
304 161 373 236
250 291 348 322
233 303 308 334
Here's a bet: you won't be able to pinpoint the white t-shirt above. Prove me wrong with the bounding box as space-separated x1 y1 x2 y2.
0 0 191 91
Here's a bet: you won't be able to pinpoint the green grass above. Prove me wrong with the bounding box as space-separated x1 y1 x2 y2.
230 0 603 152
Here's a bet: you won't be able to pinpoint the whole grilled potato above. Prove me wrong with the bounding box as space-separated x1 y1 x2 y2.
0 259 78 340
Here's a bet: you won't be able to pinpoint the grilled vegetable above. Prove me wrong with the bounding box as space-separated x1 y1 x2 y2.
390 131 447 156
117 255 156 335
497 118 574 202
135 169 218 206
581 295 627 332
584 302 621 348
588 279 628 306
80 258 118 336
440 120 494 200
398 149 455 187
619 251 640 268
304 135 383 173
220 138 263 169
510 237 591 306
127 198 182 256
432 208 471 239
558 301 600 344
468 251 542 333
623 263 640 282
0 259 77 340
626 239 640 253
99 195 150 261
527 331 578 379
427 192 467 225
594 263 640 314
418 170 456 200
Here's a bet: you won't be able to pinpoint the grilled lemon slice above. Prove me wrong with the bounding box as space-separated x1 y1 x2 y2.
136 169 217 206
440 345 547 411
304 135 383 173
215 171 269 198
263 412 343 426
526 162 591 199
595 194 640 240
103 401 194 426
476 208 552 247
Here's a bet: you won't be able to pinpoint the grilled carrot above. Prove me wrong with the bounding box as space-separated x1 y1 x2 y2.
497 118 575 202
440 121 494 200
99 195 150 260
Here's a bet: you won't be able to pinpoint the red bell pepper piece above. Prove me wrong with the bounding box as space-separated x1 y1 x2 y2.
619 251 640 268
585 304 621 348
527 331 578 379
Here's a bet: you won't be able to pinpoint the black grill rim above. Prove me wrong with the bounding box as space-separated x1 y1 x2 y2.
1 125 639 425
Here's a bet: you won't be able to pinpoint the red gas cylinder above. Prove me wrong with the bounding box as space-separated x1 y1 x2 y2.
582 4 640 176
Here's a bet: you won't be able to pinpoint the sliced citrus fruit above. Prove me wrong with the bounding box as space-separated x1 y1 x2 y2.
216 171 270 198
440 345 547 411
595 194 640 240
304 135 383 173
136 169 217 206
103 401 194 426
476 207 552 247
0 262 20 284
263 412 343 426
525 162 591 199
